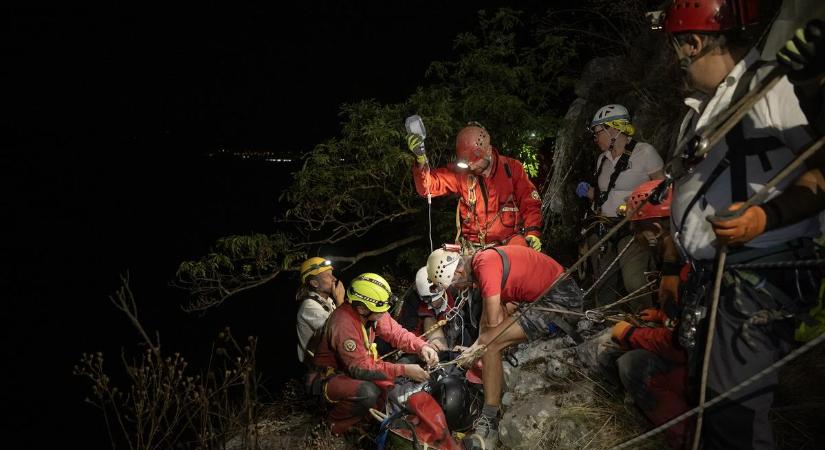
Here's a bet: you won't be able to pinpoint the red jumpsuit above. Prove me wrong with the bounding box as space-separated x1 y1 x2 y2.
413 149 542 246
311 303 429 434
603 317 690 449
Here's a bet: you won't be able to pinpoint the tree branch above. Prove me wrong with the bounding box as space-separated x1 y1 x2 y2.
181 270 282 314
325 235 422 271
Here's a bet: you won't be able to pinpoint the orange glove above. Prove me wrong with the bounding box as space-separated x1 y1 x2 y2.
639 308 667 323
611 321 635 349
710 203 767 245
658 274 680 309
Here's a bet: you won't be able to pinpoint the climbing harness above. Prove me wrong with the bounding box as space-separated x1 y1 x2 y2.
430 56 823 391
592 139 638 213
689 133 825 450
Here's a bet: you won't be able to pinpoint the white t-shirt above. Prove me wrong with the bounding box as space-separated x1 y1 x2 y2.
296 292 336 363
596 141 664 217
670 49 820 260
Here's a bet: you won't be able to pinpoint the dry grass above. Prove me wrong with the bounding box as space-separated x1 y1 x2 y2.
533 383 666 450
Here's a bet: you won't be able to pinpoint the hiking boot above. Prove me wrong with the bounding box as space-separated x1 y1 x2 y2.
462 414 499 450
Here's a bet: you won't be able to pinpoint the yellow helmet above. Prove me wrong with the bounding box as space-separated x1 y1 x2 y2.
300 257 333 283
347 273 395 313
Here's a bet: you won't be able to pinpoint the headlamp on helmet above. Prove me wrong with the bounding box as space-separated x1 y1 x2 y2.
455 123 490 170
300 257 333 283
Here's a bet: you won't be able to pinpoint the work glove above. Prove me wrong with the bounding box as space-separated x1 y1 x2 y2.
709 202 767 246
419 345 439 368
525 235 542 252
777 20 825 135
639 307 666 324
575 181 591 199
406 133 427 164
610 321 635 349
403 363 429 382
777 20 824 83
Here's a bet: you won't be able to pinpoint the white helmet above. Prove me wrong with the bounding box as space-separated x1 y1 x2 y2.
427 248 461 290
591 104 630 127
591 104 635 136
415 266 446 302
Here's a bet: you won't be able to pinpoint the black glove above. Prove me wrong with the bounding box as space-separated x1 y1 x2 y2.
777 19 824 83
778 20 825 135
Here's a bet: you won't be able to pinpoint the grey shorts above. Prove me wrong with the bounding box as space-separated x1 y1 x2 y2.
517 277 583 342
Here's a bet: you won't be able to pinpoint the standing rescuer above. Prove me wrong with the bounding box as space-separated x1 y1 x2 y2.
661 1 822 448
308 273 439 435
576 104 665 309
407 123 544 252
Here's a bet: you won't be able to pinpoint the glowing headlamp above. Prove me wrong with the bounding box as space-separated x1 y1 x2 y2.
300 259 332 279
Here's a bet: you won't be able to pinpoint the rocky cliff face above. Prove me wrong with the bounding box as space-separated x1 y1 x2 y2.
497 321 664 450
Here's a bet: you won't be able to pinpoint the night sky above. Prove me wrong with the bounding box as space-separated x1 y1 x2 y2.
6 3 549 448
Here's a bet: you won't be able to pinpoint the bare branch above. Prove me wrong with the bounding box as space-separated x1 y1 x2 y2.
326 235 422 271
181 270 282 314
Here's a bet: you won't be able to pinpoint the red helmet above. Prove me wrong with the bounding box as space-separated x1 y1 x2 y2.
663 0 759 34
455 125 491 167
628 180 672 221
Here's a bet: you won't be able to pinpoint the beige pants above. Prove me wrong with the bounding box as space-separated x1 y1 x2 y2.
585 233 653 312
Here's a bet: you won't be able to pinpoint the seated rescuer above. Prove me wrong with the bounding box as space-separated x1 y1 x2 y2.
308 273 439 435
575 104 665 310
427 245 582 450
662 1 822 447
295 257 345 364
407 123 544 252
599 180 690 449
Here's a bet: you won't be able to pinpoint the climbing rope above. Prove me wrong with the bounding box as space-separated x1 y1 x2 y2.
586 279 658 319
380 319 448 361
688 134 825 449
691 246 726 450
582 237 638 299
381 287 473 361
428 76 825 382
610 330 825 450
726 259 825 270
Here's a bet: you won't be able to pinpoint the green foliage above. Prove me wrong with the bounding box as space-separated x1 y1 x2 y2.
179 6 583 309
175 233 302 311
282 6 577 245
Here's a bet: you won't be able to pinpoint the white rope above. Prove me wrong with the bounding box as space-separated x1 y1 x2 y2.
609 330 825 450
583 236 636 299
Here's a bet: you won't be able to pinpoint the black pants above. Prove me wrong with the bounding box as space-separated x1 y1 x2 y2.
688 242 818 449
